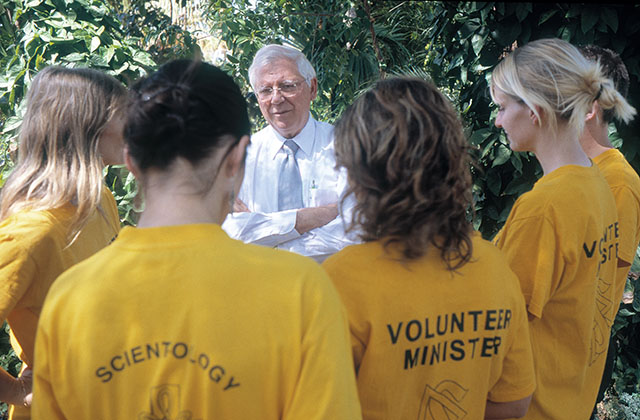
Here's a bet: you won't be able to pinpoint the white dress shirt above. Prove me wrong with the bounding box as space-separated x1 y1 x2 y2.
222 115 358 262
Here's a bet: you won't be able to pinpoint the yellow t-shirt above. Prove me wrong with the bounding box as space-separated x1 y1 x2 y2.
494 164 618 419
0 187 119 420
322 236 535 420
594 148 640 302
32 224 361 420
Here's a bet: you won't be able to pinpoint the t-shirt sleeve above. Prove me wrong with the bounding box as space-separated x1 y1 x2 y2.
487 291 536 402
0 234 37 321
283 265 362 420
612 186 640 264
496 215 563 319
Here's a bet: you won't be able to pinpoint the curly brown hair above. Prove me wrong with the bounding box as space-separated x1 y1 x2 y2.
334 77 474 269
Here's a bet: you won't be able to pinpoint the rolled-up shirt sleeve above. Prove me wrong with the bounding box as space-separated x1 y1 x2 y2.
222 209 300 247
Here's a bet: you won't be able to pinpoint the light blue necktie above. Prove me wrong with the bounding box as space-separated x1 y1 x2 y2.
278 139 304 211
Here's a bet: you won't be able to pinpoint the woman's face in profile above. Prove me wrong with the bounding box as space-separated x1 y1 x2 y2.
493 88 536 153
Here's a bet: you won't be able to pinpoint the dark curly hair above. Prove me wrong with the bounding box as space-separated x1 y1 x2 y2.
125 59 251 171
334 77 474 269
579 45 630 123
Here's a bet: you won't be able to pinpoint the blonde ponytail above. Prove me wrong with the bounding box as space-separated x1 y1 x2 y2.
491 38 636 139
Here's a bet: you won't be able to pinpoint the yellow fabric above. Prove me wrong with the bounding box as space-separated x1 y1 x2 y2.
0 187 119 420
32 224 361 420
493 164 618 419
322 236 535 420
594 148 640 302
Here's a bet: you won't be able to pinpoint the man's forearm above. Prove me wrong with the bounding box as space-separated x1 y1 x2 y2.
294 204 339 234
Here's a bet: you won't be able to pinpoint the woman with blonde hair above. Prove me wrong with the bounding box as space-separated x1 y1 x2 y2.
491 38 636 419
323 76 535 419
0 66 126 419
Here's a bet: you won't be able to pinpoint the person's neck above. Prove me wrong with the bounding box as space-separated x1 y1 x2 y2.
534 126 592 176
580 121 613 160
135 165 229 228
136 193 227 228
275 113 311 139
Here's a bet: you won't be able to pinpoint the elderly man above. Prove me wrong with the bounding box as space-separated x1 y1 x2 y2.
222 44 356 262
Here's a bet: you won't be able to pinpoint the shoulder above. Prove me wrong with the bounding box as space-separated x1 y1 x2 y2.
467 236 519 280
513 165 609 218
597 149 640 191
0 209 66 256
250 124 275 145
312 118 335 145
323 242 378 272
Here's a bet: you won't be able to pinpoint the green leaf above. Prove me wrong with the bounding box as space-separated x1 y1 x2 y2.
539 9 558 25
90 36 100 52
2 116 23 132
515 3 531 22
103 46 115 64
601 8 618 32
487 170 502 196
581 8 599 34
471 34 485 57
618 308 635 317
492 144 512 167
62 52 86 62
132 51 155 67
469 128 492 146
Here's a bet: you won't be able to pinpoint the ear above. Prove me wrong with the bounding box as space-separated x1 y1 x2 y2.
529 106 542 126
309 78 318 101
123 146 141 179
585 101 600 124
224 135 250 178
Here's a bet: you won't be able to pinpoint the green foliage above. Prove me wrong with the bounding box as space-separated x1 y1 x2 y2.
421 2 640 238
206 0 419 128
610 249 640 396
107 0 200 65
0 0 155 188
600 391 640 419
104 165 140 225
0 323 20 416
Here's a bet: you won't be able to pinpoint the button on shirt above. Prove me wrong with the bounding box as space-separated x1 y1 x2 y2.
222 115 358 263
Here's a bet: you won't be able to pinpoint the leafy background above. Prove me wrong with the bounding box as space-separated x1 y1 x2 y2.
1 1 639 417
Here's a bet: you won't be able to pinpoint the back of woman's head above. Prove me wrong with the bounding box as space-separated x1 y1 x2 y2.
0 66 126 236
334 77 473 268
579 44 631 123
491 38 636 138
125 60 251 172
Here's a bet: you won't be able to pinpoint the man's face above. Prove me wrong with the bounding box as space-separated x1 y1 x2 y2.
255 58 317 139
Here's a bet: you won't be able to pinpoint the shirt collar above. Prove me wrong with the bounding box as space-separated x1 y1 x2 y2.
269 113 315 160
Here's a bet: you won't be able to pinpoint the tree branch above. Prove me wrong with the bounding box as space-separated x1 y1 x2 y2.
362 0 385 78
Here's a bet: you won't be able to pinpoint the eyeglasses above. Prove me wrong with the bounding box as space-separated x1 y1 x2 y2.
255 80 306 100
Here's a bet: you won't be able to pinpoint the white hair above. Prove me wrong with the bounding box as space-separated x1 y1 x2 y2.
248 44 316 90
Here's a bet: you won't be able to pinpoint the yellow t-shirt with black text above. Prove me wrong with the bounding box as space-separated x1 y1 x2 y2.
494 164 618 419
0 187 119 420
323 236 535 420
32 224 361 420
594 148 640 302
